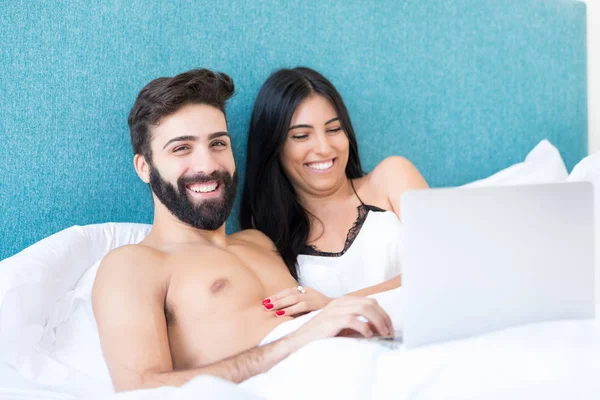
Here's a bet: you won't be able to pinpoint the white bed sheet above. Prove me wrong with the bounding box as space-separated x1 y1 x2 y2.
109 317 600 399
0 361 74 400
99 314 600 400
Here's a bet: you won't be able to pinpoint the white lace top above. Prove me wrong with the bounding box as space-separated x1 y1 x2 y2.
297 203 404 298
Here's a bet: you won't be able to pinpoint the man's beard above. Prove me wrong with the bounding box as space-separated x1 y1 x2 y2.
148 164 238 231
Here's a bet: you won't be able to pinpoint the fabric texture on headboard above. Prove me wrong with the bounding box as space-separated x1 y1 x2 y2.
0 0 588 260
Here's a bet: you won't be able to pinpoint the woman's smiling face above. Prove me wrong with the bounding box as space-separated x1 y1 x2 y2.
280 94 350 197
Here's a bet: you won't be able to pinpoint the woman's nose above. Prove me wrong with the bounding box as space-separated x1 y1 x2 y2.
315 133 333 155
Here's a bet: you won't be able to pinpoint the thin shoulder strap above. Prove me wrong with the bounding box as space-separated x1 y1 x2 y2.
349 179 365 206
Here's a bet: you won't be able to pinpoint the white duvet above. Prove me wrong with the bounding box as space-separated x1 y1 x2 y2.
105 291 600 400
2 283 600 400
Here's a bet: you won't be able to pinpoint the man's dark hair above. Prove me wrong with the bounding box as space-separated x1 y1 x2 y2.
128 69 235 161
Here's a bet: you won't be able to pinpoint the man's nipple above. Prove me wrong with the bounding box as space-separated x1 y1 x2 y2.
210 278 229 294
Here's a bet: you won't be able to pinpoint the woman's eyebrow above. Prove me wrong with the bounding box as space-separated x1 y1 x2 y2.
288 124 312 131
289 117 340 131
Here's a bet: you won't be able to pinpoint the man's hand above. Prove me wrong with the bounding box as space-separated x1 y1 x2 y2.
263 286 332 317
286 296 394 347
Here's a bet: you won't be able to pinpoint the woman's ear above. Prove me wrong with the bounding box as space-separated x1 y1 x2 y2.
134 154 151 183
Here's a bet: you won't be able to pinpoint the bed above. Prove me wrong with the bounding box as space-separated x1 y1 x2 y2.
0 0 595 398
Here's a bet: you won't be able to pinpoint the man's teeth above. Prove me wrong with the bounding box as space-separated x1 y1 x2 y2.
307 160 334 170
189 183 218 193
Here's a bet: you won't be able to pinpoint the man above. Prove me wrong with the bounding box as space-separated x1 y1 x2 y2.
92 69 393 392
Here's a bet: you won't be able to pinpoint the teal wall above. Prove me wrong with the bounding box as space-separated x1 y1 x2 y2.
0 0 588 260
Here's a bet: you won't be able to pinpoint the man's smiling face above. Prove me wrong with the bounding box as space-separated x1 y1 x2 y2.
144 103 238 231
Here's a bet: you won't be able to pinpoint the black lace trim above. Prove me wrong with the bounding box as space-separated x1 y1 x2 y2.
301 204 386 257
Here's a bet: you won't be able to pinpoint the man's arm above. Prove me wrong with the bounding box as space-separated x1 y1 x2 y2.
146 335 299 387
92 246 178 391
120 298 392 390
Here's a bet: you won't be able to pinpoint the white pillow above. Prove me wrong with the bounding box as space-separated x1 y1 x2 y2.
462 139 568 187
566 151 600 304
0 222 150 397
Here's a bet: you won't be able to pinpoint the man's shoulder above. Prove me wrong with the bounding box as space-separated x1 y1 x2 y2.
92 244 168 332
92 244 167 311
101 243 161 267
230 229 278 253
96 244 164 285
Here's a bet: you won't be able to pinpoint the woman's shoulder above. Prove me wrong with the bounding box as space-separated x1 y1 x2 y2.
357 156 429 216
361 156 425 191
370 156 421 180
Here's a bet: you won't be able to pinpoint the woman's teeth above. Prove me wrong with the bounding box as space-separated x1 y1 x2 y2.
189 182 218 193
307 160 334 170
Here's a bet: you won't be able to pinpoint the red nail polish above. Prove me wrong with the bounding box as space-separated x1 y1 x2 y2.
262 299 271 305
275 310 285 316
264 303 274 310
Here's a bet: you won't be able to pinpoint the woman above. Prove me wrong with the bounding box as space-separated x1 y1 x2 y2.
240 67 428 317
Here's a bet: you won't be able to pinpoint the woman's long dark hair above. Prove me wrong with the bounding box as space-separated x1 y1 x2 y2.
240 67 364 280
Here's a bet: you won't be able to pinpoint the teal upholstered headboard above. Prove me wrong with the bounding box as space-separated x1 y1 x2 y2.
0 0 588 260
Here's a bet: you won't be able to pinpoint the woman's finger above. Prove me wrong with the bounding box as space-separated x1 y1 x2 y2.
264 293 303 311
274 301 311 317
264 287 299 303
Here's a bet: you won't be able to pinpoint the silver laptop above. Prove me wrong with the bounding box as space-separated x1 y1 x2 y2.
398 182 595 349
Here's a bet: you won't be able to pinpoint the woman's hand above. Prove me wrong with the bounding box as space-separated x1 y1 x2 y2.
262 286 332 317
